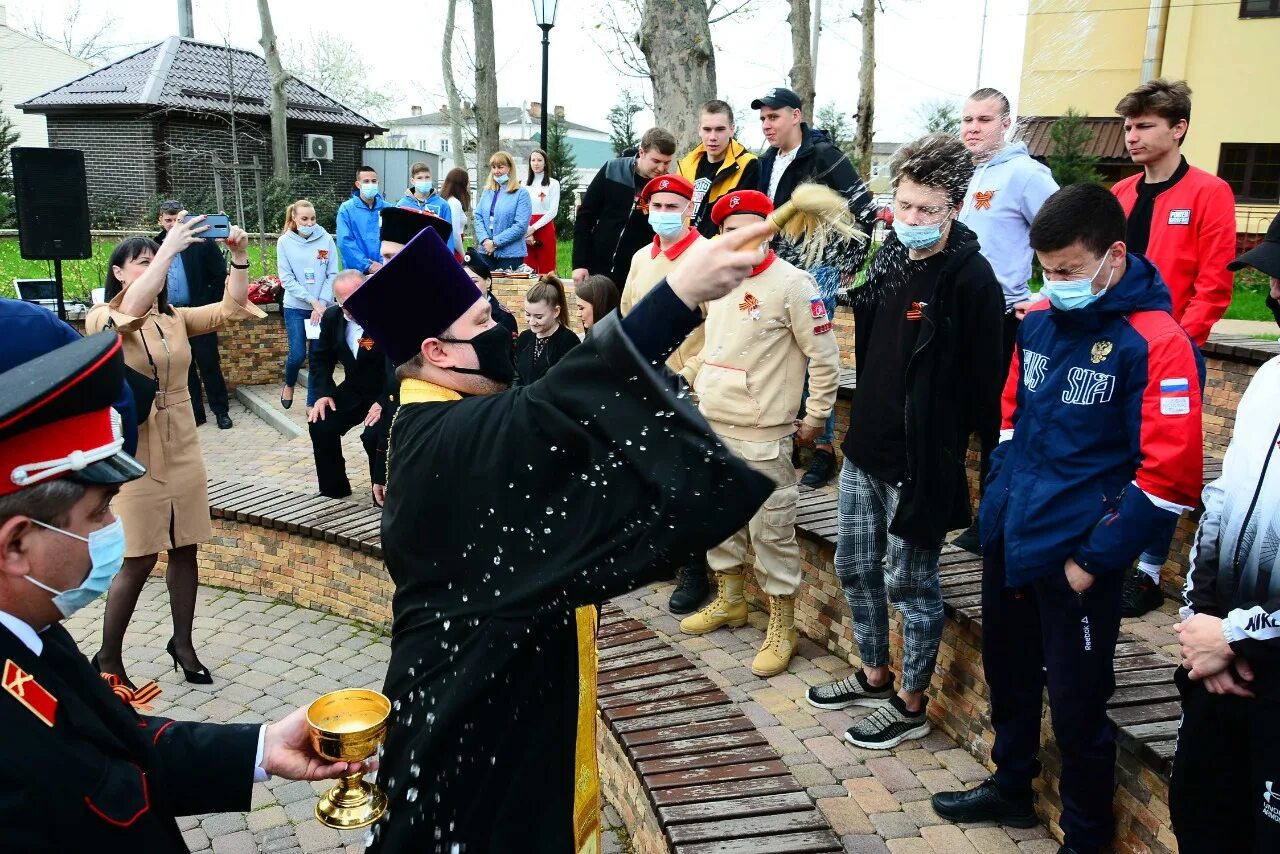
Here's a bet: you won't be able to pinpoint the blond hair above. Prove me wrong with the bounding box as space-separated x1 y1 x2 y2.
281 199 315 235
486 151 520 194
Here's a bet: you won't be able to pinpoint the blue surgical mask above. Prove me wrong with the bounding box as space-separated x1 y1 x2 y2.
359 183 380 199
494 174 509 185
25 517 126 618
415 180 434 195
1042 253 1114 311
893 219 945 250
297 224 316 238
649 210 686 238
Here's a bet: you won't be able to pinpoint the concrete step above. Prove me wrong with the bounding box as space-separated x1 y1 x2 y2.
233 384 306 440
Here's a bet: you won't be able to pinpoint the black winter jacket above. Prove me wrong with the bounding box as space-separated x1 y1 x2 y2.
572 156 653 290
843 222 1005 547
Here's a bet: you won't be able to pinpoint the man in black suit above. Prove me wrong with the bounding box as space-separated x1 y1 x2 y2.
308 270 397 504
0 333 369 848
156 199 233 429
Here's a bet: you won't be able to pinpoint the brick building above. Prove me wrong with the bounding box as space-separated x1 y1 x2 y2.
17 36 385 225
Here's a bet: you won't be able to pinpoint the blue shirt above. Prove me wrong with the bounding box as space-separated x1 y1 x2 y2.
166 255 191 306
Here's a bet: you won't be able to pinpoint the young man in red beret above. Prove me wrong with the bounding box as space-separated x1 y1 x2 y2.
677 189 841 676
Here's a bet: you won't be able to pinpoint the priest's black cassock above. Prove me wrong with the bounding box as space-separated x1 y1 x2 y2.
361 288 770 852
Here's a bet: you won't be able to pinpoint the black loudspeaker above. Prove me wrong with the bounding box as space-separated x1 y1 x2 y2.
12 147 92 261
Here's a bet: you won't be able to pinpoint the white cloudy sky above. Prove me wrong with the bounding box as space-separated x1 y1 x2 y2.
7 0 1032 145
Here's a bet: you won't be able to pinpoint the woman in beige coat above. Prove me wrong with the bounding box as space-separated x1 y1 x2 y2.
86 216 264 687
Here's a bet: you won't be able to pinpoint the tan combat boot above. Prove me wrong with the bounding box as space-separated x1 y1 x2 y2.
751 595 798 677
679 572 748 635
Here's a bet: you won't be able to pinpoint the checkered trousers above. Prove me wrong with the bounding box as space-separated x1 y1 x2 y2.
834 460 944 693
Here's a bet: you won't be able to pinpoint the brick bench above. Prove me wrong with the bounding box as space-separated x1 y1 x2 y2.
198 480 840 853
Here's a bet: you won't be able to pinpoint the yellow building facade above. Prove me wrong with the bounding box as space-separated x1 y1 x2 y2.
1018 0 1280 235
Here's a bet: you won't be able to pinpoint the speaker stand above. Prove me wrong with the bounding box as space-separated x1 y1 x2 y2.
54 259 66 322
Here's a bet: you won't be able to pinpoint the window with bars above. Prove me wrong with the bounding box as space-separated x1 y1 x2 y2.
1219 144 1280 203
440 139 450 153
1241 0 1280 18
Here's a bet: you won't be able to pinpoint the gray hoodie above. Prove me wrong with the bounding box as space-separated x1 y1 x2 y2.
958 141 1059 308
277 225 339 311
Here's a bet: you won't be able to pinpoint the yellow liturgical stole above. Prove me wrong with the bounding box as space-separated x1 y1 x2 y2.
398 378 463 404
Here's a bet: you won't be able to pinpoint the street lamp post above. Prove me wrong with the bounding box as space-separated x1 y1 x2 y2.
532 0 559 151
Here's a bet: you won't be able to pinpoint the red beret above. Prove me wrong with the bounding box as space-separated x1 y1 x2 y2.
711 190 774 226
641 174 694 202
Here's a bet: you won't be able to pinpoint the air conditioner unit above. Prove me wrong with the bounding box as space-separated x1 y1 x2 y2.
303 134 333 161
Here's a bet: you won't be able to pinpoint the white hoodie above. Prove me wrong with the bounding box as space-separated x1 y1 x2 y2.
958 141 1059 308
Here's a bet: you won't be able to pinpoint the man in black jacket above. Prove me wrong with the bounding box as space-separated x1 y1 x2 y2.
754 88 879 487
155 200 233 429
308 270 397 504
0 333 369 849
805 133 1004 750
572 127 677 292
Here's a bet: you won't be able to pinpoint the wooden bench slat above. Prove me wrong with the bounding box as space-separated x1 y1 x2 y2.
621 716 758 749
658 791 815 826
597 646 684 673
1112 654 1177 673
599 680 723 711
603 690 730 723
611 703 745 734
672 829 843 854
597 668 705 699
1108 682 1181 708
1107 700 1183 726
667 810 833 844
648 765 794 800
598 629 657 650
1121 720 1180 742
638 745 778 776
598 618 647 638
598 656 696 686
1114 667 1177 688
645 759 789 791
630 730 768 762
598 637 668 662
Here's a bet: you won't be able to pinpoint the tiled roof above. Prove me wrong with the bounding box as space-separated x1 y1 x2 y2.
1014 115 1128 161
17 37 384 133
386 106 604 135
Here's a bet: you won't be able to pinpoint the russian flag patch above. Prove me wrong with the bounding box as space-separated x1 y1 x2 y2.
1159 377 1190 415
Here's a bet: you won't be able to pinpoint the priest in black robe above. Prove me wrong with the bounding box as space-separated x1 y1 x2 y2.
343 222 778 853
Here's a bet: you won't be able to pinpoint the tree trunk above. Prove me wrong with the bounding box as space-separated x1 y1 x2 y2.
442 0 467 174
471 0 500 170
787 0 815 123
256 0 289 182
639 0 717 154
854 0 876 183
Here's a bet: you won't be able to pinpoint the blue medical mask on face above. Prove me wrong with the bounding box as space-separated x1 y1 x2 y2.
25 517 126 618
359 183 379 199
893 218 945 250
297 224 316 238
494 174 509 185
1042 252 1114 311
414 180 433 195
648 210 686 238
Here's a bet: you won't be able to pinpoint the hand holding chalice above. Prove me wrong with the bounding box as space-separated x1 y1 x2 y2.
305 688 391 829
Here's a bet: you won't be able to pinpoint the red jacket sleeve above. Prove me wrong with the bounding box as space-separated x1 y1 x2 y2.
1178 180 1238 345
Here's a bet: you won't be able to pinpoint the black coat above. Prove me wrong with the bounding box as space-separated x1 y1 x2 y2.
309 305 398 412
0 622 258 851
572 155 653 288
513 323 580 386
843 222 1005 547
154 229 227 307
366 312 772 853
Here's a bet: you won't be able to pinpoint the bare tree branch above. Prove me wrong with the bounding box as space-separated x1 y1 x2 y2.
707 1 753 26
22 0 127 63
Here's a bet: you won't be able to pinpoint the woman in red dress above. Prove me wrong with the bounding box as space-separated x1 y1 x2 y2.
523 148 561 274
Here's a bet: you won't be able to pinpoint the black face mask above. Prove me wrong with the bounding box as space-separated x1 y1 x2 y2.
438 324 515 386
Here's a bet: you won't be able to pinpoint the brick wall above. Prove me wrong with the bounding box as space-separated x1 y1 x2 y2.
47 114 159 224
598 727 668 854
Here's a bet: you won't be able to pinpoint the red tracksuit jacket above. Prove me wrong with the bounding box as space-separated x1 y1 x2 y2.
1112 164 1237 345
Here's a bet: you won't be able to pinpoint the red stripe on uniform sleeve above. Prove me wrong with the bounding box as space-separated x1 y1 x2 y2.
1000 344 1020 433
1129 312 1203 509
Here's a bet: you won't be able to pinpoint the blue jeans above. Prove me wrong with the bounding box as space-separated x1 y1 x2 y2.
283 308 317 406
1139 513 1180 568
799 266 839 446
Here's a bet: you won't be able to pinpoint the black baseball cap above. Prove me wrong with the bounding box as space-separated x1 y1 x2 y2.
1227 215 1280 279
751 87 802 110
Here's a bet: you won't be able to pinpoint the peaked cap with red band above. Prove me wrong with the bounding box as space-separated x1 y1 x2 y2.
711 190 774 227
382 205 453 246
343 227 482 366
0 332 145 497
641 174 695 202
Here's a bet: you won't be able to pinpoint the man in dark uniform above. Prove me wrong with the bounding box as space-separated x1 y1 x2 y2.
0 333 370 849
344 221 777 853
156 199 233 429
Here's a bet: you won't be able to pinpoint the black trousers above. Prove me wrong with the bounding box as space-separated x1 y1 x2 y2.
982 548 1124 853
1171 668 1280 853
308 399 387 499
187 332 229 418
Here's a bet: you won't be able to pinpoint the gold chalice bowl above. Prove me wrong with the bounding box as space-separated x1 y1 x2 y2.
306 688 391 830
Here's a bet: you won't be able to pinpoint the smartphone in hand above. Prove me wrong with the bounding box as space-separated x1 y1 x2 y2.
184 213 231 240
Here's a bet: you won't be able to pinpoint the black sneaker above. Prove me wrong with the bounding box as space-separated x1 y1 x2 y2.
215 412 234 430
807 670 895 710
931 777 1038 828
668 564 711 615
845 694 931 749
1121 570 1164 617
801 448 837 488
950 523 982 555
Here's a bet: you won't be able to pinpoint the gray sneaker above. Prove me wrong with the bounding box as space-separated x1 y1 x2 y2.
844 695 931 749
806 670 895 710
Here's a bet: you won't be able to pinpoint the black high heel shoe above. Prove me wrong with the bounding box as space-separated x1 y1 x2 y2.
91 652 137 691
165 638 213 685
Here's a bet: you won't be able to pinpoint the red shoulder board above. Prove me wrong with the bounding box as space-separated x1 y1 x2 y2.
3 659 57 726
